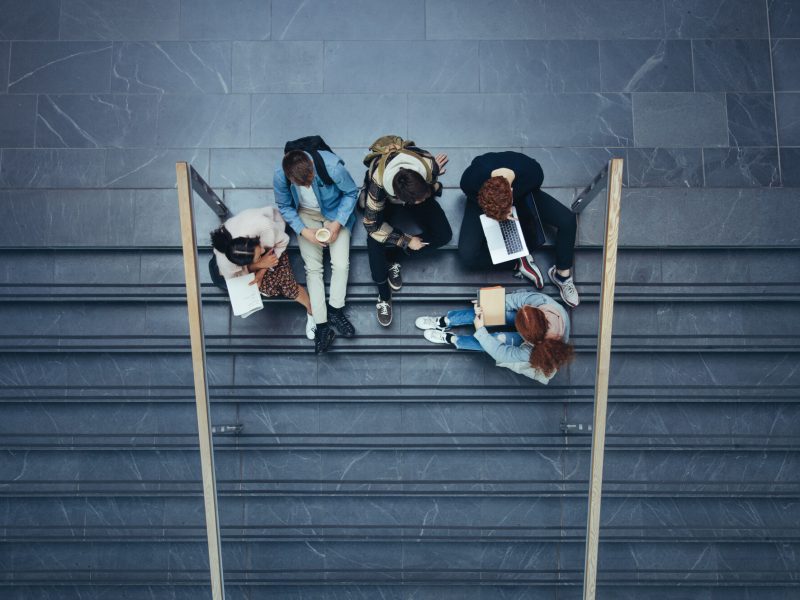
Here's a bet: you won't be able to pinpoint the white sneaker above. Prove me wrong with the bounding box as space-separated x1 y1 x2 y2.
548 266 580 307
305 314 316 340
423 329 453 345
415 315 446 331
515 255 544 289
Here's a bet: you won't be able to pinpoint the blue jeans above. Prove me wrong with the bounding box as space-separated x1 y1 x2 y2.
445 308 524 352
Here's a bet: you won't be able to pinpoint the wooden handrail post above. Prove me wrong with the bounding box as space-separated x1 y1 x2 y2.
176 162 226 600
582 158 624 600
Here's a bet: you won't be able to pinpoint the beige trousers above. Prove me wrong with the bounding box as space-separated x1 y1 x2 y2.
297 208 351 324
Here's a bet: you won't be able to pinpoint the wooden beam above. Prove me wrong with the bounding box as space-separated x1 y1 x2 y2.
176 162 226 600
582 158 624 600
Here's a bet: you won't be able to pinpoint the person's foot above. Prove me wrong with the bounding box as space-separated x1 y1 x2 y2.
415 315 448 331
305 314 316 340
548 265 580 307
515 255 544 289
314 322 336 354
376 299 393 327
387 263 403 291
423 329 455 345
328 305 355 338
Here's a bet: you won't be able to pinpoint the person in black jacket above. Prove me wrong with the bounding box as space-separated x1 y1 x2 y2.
458 151 580 307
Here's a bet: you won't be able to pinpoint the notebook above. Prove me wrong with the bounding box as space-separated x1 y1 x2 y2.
478 286 506 327
479 206 529 264
226 273 264 318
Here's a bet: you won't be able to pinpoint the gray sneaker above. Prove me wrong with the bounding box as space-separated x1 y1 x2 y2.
376 299 393 327
548 266 580 307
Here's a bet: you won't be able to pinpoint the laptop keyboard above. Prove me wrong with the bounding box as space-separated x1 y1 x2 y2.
500 220 524 254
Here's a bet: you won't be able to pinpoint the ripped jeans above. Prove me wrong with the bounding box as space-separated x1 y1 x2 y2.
445 307 524 352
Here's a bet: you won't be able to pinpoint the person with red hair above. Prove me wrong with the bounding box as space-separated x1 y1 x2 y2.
415 290 573 384
458 151 580 307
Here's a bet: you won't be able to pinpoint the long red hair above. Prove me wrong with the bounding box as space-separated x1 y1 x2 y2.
514 305 574 376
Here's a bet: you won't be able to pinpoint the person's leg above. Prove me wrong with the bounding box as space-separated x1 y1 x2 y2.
445 307 477 327
327 226 351 310
454 331 523 351
325 226 355 337
367 235 392 301
532 189 577 274
452 334 483 351
297 210 328 324
457 199 495 270
294 285 312 314
406 197 452 254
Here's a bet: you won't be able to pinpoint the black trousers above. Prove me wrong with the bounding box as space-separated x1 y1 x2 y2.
367 198 452 299
457 189 576 271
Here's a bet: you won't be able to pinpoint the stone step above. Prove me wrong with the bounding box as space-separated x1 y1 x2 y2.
2 539 798 586
3 188 799 249
3 249 799 303
1 352 797 402
1 402 796 440
5 496 798 543
0 299 796 354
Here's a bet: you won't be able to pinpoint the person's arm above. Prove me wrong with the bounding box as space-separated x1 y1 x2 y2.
504 289 555 311
331 163 359 226
474 327 536 365
459 160 491 200
363 170 411 248
267 207 290 258
514 153 545 194
272 170 306 236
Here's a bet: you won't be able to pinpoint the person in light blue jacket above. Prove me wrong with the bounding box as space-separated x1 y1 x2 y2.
274 149 358 354
415 290 574 384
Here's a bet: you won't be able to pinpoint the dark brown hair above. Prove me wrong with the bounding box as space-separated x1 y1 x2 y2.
515 305 574 376
282 150 314 186
477 176 513 221
393 168 432 204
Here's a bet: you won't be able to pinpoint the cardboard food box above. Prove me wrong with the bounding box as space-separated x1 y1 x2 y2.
478 286 506 327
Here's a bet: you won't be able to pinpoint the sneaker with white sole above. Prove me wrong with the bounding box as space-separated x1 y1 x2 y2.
423 329 455 345
415 315 447 331
515 255 544 289
305 314 316 340
548 265 580 307
376 299 393 327
387 262 402 291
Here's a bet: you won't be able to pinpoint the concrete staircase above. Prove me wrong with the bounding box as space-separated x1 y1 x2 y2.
1 184 798 599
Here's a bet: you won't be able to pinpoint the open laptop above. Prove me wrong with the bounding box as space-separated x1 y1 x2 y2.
480 206 529 264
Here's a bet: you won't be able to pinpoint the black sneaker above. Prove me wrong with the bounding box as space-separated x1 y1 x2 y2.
314 322 336 354
376 299 393 327
328 305 355 338
387 262 402 291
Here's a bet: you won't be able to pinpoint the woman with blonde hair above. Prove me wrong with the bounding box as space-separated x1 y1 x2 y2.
415 290 573 384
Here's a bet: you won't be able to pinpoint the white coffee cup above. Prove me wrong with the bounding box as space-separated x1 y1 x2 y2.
315 227 331 243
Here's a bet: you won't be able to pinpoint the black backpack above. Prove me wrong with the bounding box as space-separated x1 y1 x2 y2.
283 135 335 186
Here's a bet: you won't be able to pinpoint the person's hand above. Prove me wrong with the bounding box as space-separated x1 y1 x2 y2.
248 268 267 287
301 227 325 247
408 236 429 251
435 153 449 175
252 248 279 270
324 220 342 244
473 305 485 330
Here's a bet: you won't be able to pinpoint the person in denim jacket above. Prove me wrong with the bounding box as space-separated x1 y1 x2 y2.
274 149 358 353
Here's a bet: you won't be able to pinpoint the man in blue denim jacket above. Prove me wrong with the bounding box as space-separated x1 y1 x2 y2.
274 149 358 353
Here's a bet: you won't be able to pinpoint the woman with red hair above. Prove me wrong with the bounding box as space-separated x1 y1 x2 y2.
415 290 573 384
